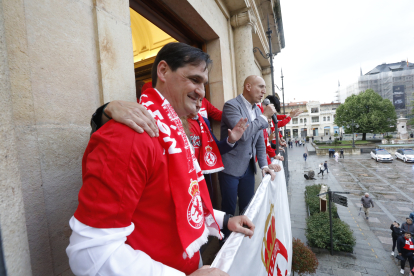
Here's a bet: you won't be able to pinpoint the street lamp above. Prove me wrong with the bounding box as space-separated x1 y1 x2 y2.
253 15 278 154
281 69 286 140
346 120 359 148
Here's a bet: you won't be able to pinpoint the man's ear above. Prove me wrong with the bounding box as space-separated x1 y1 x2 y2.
157 60 169 83
245 82 251 91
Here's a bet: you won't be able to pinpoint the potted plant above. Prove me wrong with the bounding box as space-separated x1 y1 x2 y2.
292 238 319 275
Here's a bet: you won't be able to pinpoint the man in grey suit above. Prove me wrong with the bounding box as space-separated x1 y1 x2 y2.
219 75 281 228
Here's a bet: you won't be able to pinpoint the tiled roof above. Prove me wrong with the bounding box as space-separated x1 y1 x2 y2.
366 61 414 75
281 101 308 106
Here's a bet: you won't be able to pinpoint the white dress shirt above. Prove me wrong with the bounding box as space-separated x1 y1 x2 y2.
67 209 224 276
240 95 269 170
240 94 268 123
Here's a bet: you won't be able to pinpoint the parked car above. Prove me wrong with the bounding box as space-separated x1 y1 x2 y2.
395 148 414 163
370 149 393 162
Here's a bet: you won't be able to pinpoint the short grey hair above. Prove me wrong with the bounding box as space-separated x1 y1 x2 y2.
365 193 369 196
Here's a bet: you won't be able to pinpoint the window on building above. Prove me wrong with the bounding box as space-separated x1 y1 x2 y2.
300 119 303 123
312 117 319 123
327 116 330 121
292 118 298 124
333 115 336 119
311 108 319 113
304 118 307 123
323 117 326 121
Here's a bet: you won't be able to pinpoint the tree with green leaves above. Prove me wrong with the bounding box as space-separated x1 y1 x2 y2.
334 89 397 140
408 99 414 126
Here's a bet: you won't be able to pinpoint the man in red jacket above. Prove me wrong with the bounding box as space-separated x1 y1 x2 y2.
199 98 222 122
67 42 254 276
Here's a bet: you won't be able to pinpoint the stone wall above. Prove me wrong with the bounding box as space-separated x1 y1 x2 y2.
0 0 32 274
1 0 135 275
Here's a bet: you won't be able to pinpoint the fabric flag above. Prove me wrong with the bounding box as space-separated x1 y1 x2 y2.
212 160 292 276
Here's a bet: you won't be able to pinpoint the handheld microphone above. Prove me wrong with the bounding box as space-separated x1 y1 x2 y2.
262 98 278 124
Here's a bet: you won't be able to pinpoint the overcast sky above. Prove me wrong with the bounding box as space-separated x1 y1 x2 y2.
272 0 414 104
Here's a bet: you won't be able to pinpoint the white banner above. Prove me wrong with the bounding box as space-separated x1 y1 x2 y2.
212 160 292 276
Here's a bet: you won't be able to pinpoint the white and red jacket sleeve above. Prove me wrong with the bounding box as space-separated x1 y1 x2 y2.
276 115 291 128
201 98 222 121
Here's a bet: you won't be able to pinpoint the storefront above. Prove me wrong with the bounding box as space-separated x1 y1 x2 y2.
313 128 319 137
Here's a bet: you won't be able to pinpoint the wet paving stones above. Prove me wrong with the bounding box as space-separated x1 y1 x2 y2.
288 145 404 275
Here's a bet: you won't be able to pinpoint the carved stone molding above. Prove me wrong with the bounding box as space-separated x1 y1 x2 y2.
230 9 256 32
262 67 271 75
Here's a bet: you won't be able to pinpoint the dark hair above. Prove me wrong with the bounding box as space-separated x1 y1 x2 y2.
151 42 212 87
265 95 281 113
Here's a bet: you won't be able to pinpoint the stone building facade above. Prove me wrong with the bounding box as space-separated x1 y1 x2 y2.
282 101 340 139
0 0 284 275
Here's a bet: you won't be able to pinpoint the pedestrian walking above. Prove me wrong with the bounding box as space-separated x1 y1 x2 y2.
303 152 308 162
391 221 403 256
317 163 324 176
299 140 302 146
302 140 305 147
340 148 344 158
402 218 414 233
397 231 414 274
324 161 329 173
361 193 374 220
334 151 339 162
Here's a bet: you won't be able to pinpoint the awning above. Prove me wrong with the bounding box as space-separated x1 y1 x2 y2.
324 126 330 129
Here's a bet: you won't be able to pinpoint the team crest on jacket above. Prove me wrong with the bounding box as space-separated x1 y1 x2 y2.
261 204 288 276
187 180 204 229
204 145 217 167
190 135 201 148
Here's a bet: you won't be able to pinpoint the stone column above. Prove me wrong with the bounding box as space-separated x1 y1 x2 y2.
231 9 256 95
0 1 32 274
262 67 272 97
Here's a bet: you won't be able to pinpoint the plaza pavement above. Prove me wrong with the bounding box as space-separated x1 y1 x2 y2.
288 143 404 275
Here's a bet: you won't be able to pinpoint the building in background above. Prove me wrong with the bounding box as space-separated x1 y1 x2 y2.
337 61 414 118
282 101 340 139
0 1 284 275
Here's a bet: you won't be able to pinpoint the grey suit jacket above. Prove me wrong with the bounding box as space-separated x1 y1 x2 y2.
220 95 268 177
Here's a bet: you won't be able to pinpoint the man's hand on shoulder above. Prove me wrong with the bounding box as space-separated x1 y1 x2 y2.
105 100 159 137
227 215 255 238
188 266 229 276
263 104 276 120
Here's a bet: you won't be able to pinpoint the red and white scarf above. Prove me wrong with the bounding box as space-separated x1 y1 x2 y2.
140 88 221 258
404 238 414 251
188 116 224 174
